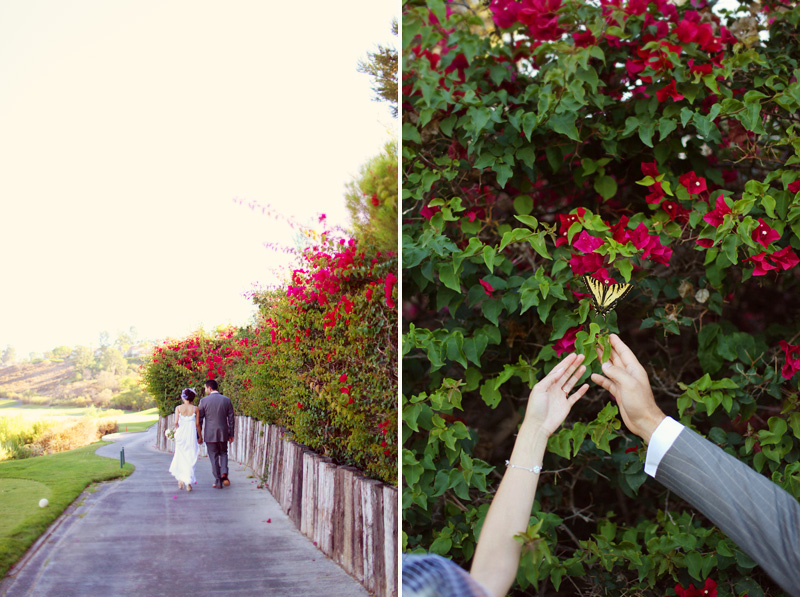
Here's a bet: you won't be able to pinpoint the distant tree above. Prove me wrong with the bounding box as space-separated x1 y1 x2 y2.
114 327 138 354
49 346 73 359
98 331 110 348
2 345 16 365
345 140 398 255
358 19 398 117
74 346 96 374
101 347 127 376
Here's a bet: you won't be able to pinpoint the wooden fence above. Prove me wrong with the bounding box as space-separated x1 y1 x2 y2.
156 415 397 597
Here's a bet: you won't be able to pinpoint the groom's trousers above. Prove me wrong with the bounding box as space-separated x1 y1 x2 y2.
206 441 229 482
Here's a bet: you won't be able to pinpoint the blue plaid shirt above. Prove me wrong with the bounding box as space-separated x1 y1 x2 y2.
402 554 491 597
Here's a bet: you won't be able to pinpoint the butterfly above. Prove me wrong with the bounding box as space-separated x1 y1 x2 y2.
582 274 633 318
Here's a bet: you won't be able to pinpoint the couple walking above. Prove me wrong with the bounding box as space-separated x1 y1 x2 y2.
168 379 235 491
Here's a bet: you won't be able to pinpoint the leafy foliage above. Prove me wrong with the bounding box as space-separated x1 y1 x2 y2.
402 0 800 594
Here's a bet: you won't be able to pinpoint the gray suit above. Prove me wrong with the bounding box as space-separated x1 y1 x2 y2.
198 391 235 485
656 427 800 596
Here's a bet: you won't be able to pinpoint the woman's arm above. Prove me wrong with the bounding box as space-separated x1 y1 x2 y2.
195 406 203 443
174 406 180 428
470 353 588 597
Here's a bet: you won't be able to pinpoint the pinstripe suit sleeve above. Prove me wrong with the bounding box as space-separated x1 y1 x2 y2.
656 427 800 596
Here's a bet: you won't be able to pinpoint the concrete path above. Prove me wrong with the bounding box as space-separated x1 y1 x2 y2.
1 425 369 597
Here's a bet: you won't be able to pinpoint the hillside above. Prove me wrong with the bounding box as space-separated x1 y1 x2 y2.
0 354 152 411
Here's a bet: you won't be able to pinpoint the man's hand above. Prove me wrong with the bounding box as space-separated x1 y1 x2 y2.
525 352 589 436
590 334 665 443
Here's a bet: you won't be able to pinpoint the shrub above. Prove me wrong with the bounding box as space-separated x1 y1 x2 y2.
402 0 800 594
142 237 398 484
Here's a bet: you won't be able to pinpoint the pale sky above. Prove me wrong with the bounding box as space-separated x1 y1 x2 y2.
0 1 397 357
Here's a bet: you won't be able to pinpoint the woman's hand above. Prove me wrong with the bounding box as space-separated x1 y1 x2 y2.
524 353 589 436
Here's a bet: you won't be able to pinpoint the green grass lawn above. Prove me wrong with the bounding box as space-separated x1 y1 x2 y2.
0 442 134 577
113 408 159 433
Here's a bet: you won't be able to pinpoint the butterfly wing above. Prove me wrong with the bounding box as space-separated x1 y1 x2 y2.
582 275 633 317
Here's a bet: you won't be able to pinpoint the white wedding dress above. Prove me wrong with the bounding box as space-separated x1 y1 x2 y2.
169 412 199 486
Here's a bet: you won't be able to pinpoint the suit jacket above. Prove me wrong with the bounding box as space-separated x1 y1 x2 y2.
198 392 235 443
656 427 800 596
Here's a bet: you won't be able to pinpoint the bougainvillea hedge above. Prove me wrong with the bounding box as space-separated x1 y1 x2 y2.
142 238 398 484
402 0 800 594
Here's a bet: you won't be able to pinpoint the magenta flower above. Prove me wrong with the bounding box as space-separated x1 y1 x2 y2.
788 180 800 194
645 182 665 205
656 80 684 103
573 30 596 47
743 252 777 277
779 340 800 379
702 195 732 228
679 171 707 195
554 326 581 356
640 161 659 178
479 279 495 297
770 246 799 271
573 231 604 253
661 200 689 222
751 218 780 248
569 252 606 277
518 0 564 41
609 216 630 244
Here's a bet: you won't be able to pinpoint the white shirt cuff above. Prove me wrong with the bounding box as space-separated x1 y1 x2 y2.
644 416 685 478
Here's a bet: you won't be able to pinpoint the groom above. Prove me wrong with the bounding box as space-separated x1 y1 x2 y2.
198 379 235 489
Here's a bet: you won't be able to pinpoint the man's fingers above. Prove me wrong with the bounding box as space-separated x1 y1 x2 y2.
609 334 643 371
590 372 616 395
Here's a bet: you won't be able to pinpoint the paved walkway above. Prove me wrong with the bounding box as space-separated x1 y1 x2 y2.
1 426 368 596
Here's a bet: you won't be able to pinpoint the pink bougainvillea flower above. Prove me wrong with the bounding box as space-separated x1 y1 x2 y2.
318 213 327 223
573 231 604 253
743 252 777 277
788 180 800 194
518 0 564 41
702 195 732 228
674 578 717 597
696 238 715 248
479 279 495 297
780 340 800 379
554 325 581 356
384 272 398 308
769 246 799 271
555 210 586 247
751 218 780 248
679 171 707 195
488 0 521 28
656 80 684 103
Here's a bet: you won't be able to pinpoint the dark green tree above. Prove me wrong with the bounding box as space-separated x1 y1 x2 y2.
358 19 398 117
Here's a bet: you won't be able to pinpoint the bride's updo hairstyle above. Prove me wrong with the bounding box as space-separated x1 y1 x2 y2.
180 388 196 402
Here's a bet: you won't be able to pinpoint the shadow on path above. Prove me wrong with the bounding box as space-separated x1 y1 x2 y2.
1 426 369 596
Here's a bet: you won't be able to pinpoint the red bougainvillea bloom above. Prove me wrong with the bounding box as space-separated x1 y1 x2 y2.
624 445 639 454
743 252 778 277
674 577 717 597
702 195 732 228
573 30 595 47
696 238 715 248
679 171 707 195
296 402 303 409
339 373 347 383
645 182 665 205
555 209 586 247
656 80 684 103
788 180 800 194
384 272 398 308
770 246 800 270
780 341 800 379
554 326 581 356
609 215 630 244
688 58 713 76
420 204 441 220
518 0 564 41
569 252 607 277
370 193 379 207
752 218 780 248
640 161 659 178
479 279 495 297
661 200 690 222
573 231 604 253
340 385 351 395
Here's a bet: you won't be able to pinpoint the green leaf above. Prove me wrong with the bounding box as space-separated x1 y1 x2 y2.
594 175 618 200
403 122 422 144
549 112 580 141
638 121 655 147
514 195 534 215
437 263 461 292
480 380 502 408
658 117 677 141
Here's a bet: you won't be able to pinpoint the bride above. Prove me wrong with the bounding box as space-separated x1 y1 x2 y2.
168 388 203 491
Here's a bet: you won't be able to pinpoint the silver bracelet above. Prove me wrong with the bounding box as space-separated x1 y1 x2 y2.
505 460 542 474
